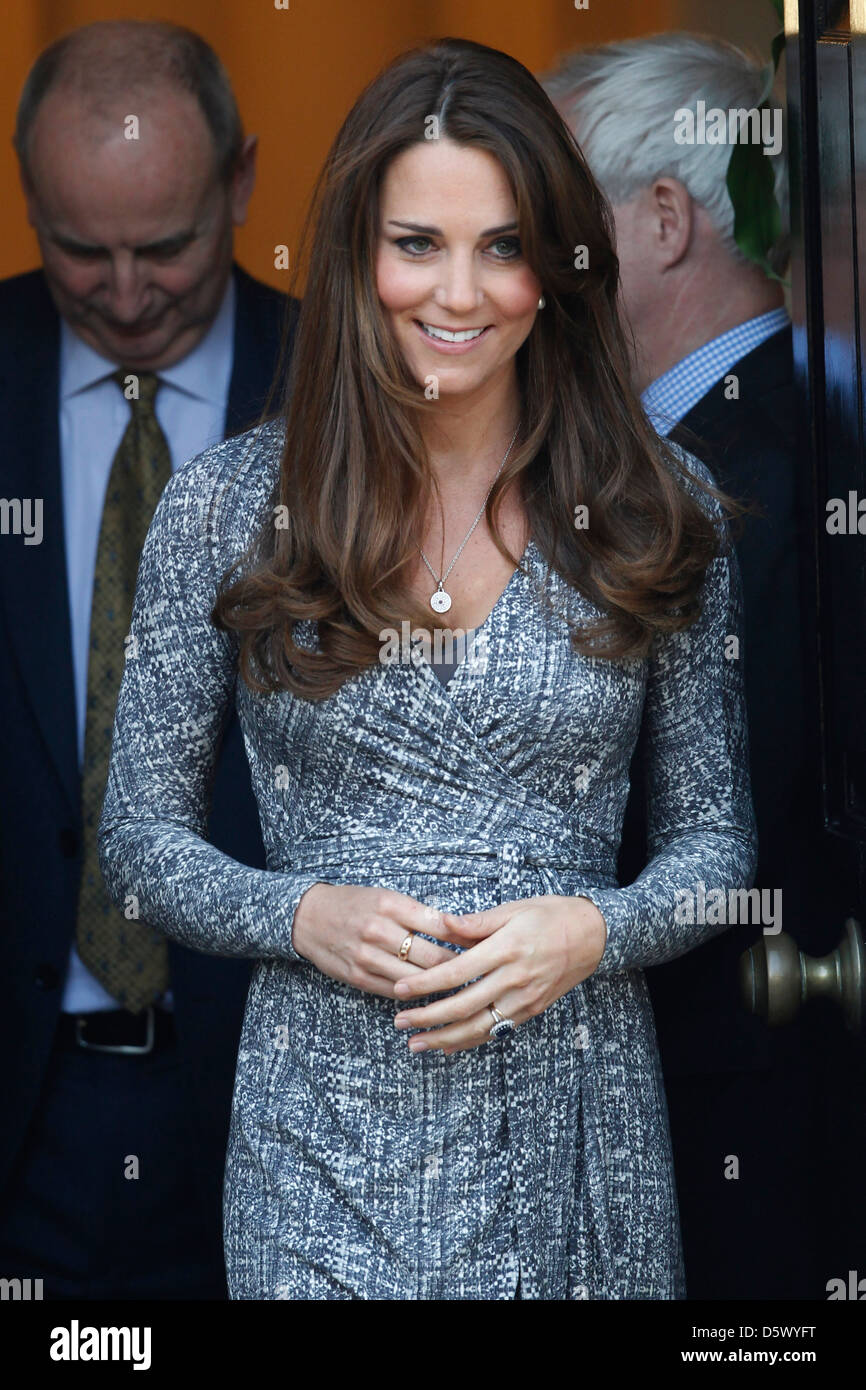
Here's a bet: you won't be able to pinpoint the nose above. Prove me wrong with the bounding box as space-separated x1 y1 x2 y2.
432 248 484 315
104 251 149 324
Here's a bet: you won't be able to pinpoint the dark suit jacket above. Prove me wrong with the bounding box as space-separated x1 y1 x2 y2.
620 325 849 1074
0 262 298 1222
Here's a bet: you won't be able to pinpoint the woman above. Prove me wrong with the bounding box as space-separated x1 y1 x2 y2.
98 36 756 1300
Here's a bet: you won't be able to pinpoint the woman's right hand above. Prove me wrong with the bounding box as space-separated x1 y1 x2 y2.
291 883 463 997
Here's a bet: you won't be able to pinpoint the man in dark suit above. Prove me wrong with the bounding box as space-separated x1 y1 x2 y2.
0 21 296 1298
543 33 852 1298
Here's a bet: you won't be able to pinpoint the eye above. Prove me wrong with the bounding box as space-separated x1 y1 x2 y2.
488 236 521 260
394 235 435 256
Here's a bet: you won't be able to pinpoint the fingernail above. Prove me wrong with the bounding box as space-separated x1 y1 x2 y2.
394 981 410 995
394 1016 410 1029
409 1038 425 1052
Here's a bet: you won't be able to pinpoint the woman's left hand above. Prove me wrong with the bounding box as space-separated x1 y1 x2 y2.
393 895 608 1055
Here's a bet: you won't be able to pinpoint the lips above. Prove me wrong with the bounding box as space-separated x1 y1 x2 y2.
413 319 493 354
421 322 485 342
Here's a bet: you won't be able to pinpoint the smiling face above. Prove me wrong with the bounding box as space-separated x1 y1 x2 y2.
375 139 542 404
20 85 255 370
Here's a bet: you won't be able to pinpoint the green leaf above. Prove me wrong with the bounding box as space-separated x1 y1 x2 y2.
723 0 788 284
726 135 786 282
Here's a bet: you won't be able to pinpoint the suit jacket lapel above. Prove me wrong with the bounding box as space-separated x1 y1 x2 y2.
225 262 296 438
669 325 794 488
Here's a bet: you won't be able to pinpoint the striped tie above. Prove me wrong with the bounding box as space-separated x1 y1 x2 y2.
75 369 173 1013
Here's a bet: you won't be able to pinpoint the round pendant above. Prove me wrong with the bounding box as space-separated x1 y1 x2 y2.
430 588 452 613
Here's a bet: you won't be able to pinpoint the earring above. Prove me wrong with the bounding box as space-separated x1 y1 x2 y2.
537 295 546 309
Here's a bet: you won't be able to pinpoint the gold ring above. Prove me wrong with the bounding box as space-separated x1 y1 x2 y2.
398 933 414 962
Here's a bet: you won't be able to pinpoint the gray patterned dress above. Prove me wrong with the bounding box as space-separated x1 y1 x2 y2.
98 418 757 1301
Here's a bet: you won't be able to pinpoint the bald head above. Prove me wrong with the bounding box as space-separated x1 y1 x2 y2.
15 21 257 371
15 20 243 184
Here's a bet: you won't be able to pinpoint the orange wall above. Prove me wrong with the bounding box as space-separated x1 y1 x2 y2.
1 0 781 288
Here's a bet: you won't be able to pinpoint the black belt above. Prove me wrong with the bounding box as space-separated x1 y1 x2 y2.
55 1006 176 1055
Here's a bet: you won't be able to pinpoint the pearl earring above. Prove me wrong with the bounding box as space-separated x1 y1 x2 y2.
538 295 546 309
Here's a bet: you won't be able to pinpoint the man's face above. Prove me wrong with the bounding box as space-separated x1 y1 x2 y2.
20 86 255 370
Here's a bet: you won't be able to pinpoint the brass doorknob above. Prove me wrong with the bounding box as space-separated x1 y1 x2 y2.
739 917 864 1032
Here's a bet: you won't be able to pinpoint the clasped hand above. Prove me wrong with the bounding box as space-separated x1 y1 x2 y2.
292 884 608 1056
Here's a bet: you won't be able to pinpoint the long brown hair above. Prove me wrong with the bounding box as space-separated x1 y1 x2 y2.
213 36 739 701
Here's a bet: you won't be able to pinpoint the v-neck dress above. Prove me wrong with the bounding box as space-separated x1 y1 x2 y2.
429 628 476 686
98 418 757 1301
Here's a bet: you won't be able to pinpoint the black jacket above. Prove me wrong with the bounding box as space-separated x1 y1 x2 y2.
620 326 848 1074
0 262 297 1220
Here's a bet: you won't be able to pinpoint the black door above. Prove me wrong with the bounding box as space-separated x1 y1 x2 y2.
752 0 866 1298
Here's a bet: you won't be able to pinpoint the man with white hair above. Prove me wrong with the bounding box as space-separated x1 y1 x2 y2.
542 33 831 1300
542 33 789 405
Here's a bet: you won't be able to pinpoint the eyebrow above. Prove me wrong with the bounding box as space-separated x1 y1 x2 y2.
386 220 519 237
52 230 198 255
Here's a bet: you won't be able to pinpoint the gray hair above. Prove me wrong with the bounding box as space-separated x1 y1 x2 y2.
15 19 244 183
539 32 789 275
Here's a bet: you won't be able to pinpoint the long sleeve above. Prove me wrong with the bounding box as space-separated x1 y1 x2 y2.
582 464 758 976
97 450 321 962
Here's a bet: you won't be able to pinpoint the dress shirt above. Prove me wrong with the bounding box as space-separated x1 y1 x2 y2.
60 274 236 1012
641 307 791 437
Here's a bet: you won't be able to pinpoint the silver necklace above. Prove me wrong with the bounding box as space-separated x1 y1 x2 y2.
418 423 520 614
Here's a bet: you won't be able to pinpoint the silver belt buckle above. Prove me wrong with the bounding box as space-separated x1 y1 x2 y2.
75 1006 156 1055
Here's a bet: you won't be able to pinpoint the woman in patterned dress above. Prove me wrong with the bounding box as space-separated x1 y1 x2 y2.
98 36 757 1299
